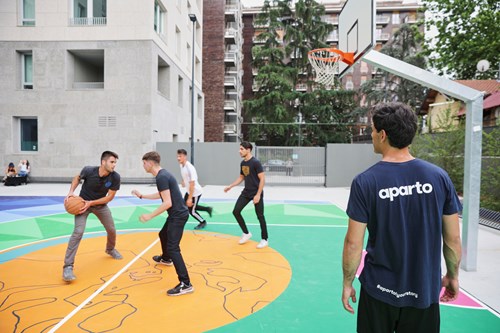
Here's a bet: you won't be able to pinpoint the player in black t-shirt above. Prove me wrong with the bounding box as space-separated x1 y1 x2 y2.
62 151 122 282
131 151 193 296
224 141 269 249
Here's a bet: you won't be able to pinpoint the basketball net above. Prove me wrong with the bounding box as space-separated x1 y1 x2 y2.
307 48 354 88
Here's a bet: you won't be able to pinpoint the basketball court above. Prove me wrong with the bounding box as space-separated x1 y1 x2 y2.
0 184 499 332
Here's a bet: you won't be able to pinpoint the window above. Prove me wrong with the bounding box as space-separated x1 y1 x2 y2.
20 118 38 151
68 50 104 89
176 26 181 57
345 77 354 90
154 1 165 34
157 56 170 98
197 94 202 119
186 42 191 66
70 0 107 25
392 13 400 25
177 76 183 107
21 52 33 89
20 0 35 26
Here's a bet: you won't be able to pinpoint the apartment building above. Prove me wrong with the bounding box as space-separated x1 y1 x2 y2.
203 0 243 142
241 0 423 139
0 0 203 181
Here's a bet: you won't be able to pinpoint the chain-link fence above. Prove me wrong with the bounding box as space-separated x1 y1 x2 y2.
255 146 325 186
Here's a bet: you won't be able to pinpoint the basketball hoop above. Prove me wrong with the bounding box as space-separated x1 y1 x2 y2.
308 48 355 87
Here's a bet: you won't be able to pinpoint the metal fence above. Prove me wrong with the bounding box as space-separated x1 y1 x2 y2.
255 146 325 186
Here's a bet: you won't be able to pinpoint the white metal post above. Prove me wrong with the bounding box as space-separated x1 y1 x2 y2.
363 50 484 271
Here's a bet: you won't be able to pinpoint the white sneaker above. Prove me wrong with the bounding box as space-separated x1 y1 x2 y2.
238 232 252 244
256 239 268 249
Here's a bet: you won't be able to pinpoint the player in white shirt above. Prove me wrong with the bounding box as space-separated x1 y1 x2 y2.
177 149 213 229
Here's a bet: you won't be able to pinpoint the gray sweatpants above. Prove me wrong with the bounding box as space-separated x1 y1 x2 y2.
63 204 116 268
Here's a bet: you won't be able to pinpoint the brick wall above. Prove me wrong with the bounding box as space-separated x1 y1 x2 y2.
203 0 225 142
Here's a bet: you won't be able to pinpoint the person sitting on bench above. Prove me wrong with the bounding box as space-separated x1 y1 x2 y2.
3 162 16 182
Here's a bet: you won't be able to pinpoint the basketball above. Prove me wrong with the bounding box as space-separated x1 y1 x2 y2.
64 196 85 215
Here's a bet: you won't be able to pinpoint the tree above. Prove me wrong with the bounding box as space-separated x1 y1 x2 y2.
244 0 358 146
358 24 427 112
422 0 500 79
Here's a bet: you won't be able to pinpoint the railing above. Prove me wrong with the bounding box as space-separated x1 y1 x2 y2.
326 32 339 41
295 83 307 91
252 35 266 43
72 82 104 89
224 123 237 133
224 75 237 87
224 52 237 62
225 4 238 13
224 100 237 110
404 16 418 24
69 17 107 26
376 15 390 25
376 33 390 41
323 17 338 25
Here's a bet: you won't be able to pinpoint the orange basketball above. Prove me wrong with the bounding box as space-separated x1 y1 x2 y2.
64 196 85 215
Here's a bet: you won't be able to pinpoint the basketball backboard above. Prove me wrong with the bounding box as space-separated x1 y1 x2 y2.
338 0 375 77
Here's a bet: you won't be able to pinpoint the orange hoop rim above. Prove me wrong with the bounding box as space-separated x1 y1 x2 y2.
307 48 355 65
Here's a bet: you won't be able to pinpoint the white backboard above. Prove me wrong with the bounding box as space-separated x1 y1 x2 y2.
338 0 375 77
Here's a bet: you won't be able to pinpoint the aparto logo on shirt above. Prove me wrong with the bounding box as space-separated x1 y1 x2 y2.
378 181 433 201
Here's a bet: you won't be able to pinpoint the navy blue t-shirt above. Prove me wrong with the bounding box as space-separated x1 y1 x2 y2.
79 166 120 201
346 159 462 308
156 168 188 219
240 157 264 197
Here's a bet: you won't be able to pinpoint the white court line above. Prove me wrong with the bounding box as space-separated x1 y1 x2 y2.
48 238 160 333
194 221 347 228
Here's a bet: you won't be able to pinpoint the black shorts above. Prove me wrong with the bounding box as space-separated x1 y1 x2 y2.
357 287 440 333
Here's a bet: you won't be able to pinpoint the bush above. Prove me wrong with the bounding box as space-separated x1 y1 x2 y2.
481 128 500 211
411 109 499 211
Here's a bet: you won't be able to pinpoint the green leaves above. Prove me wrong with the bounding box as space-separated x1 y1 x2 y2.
422 0 500 79
245 0 357 146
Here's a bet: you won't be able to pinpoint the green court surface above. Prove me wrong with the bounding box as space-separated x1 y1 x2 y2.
0 200 499 332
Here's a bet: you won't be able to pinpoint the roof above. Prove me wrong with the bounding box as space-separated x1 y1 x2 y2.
455 80 500 95
483 91 500 110
420 80 500 114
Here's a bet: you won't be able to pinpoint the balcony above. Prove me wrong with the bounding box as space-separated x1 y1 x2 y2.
225 4 238 22
224 100 237 111
252 35 266 44
72 82 104 89
224 75 237 88
224 51 237 65
323 16 338 25
376 15 390 25
69 17 107 26
404 15 418 24
326 31 339 42
376 33 390 41
295 83 307 91
224 123 237 134
225 28 237 43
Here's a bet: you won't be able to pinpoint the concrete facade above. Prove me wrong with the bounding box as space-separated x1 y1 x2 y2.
0 0 204 181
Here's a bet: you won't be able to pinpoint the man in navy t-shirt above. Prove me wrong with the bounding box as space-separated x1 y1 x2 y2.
224 141 269 249
131 151 193 296
341 103 462 333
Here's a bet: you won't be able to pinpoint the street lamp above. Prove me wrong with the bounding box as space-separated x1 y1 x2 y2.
188 13 197 164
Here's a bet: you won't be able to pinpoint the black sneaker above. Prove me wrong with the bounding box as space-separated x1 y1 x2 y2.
152 255 173 266
207 207 213 218
167 282 194 296
194 221 207 230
